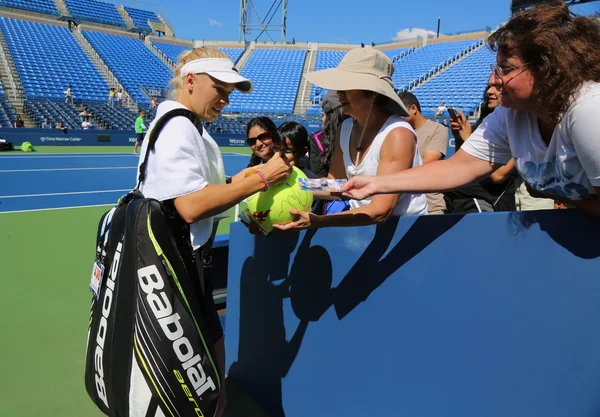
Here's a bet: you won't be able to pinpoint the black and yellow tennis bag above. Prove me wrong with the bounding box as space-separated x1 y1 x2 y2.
84 109 222 417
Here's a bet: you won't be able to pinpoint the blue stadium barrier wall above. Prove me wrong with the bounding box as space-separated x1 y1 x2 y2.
225 210 600 417
0 128 247 147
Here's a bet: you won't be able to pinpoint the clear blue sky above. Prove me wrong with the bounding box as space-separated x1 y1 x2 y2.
125 0 599 44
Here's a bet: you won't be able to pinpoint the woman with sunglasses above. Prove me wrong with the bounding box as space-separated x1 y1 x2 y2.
246 116 280 167
342 3 600 217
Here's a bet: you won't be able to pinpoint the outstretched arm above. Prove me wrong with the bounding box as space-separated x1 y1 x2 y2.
341 149 500 200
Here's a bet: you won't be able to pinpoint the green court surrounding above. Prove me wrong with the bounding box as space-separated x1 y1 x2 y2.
0 146 252 416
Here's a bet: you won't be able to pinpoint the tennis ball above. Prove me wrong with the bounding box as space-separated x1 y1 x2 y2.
245 166 313 233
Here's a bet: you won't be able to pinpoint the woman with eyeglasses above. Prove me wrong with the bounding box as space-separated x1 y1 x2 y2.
246 116 280 167
341 3 600 217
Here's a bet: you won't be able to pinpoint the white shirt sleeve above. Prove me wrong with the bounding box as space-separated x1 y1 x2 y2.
567 91 600 187
460 106 513 165
142 118 209 201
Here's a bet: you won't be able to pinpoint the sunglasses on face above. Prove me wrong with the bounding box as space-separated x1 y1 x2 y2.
246 132 272 146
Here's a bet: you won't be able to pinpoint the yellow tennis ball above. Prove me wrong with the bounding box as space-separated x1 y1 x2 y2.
245 166 314 233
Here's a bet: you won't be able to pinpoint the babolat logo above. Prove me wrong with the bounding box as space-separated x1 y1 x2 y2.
137 265 217 403
94 241 123 408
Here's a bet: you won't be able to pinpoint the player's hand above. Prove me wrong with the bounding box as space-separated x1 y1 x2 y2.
340 175 379 200
273 209 316 231
261 151 292 187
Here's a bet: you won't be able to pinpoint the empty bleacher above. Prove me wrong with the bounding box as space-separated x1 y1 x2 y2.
86 103 137 130
25 100 84 129
152 43 244 66
83 30 171 105
64 0 126 27
152 42 190 64
226 48 306 114
393 39 483 91
412 46 496 116
0 17 110 103
219 48 244 64
0 0 58 16
124 6 160 32
309 50 346 105
0 86 16 128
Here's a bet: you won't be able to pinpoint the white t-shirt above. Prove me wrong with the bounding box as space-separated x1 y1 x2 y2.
137 100 226 249
340 116 429 216
462 82 600 201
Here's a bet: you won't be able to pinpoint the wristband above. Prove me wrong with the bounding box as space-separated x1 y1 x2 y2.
255 170 268 191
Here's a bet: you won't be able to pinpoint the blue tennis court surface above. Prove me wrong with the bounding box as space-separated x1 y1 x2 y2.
0 153 250 213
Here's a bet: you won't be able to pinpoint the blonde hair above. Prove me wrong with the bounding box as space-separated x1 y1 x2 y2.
170 46 229 99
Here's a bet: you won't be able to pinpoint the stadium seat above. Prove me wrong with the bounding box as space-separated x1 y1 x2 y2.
1 0 58 16
226 49 306 115
124 6 161 32
63 0 126 27
0 17 110 104
412 46 495 115
151 42 245 66
83 30 171 106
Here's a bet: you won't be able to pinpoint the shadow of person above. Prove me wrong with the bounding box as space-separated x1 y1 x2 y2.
228 229 332 417
333 214 464 320
507 209 600 259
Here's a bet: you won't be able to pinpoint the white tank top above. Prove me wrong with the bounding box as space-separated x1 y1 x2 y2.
340 116 429 216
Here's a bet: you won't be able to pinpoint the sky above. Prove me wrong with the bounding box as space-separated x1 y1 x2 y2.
118 0 600 44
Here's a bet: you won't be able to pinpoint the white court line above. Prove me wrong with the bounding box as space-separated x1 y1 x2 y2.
0 167 136 173
0 189 130 199
0 203 114 214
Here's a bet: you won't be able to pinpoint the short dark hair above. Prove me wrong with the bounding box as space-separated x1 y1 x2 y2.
276 121 308 153
398 91 421 113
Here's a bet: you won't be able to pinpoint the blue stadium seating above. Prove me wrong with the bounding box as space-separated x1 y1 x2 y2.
152 43 245 67
382 47 414 62
64 0 126 27
25 100 84 129
86 103 137 130
226 49 306 114
124 6 160 32
0 93 16 128
1 0 58 16
309 50 346 104
392 39 483 91
83 30 171 105
219 48 244 64
152 42 190 64
0 17 110 103
412 46 496 116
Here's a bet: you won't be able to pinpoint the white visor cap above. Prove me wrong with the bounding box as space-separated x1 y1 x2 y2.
180 58 253 94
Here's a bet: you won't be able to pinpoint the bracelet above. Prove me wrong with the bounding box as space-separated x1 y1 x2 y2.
255 170 268 191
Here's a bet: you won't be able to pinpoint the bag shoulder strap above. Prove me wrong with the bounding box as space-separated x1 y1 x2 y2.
136 108 203 189
313 130 324 153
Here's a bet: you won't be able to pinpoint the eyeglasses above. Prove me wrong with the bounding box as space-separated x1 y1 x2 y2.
246 132 272 146
489 62 532 79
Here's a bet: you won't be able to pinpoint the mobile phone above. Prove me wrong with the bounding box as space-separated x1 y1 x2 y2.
447 107 458 121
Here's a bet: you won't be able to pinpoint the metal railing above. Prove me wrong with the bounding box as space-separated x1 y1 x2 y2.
72 27 137 110
299 49 315 111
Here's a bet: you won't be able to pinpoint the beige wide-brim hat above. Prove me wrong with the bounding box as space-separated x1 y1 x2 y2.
305 48 408 117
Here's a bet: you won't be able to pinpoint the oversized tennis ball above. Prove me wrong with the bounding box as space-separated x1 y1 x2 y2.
245 166 313 233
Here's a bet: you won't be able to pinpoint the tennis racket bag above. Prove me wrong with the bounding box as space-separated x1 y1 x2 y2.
84 109 222 417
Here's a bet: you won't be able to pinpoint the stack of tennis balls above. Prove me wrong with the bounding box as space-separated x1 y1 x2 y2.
244 166 313 234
